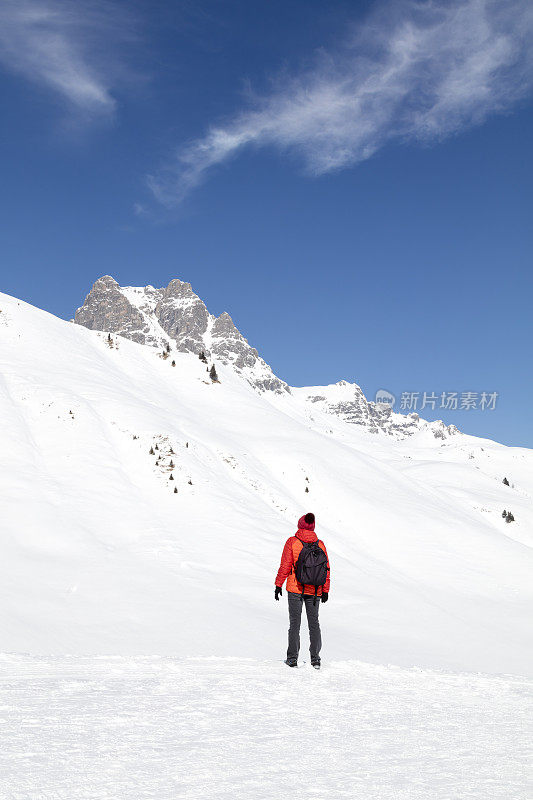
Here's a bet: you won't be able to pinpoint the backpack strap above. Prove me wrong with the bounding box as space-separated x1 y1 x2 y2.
296 539 311 601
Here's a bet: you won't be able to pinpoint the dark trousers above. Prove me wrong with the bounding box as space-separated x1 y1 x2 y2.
287 591 322 662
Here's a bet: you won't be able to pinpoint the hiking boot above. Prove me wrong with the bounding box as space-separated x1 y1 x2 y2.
311 659 321 670
284 658 298 668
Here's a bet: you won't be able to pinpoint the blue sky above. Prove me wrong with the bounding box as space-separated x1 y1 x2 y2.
0 0 532 446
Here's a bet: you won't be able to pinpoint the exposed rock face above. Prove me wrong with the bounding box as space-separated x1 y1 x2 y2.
75 276 289 394
210 312 283 393
155 279 210 353
74 276 151 345
297 381 459 440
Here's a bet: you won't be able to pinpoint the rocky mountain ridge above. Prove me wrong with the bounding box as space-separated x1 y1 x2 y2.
75 276 458 440
75 275 288 394
295 381 459 439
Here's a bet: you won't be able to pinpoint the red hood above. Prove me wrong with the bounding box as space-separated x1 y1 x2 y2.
296 529 318 543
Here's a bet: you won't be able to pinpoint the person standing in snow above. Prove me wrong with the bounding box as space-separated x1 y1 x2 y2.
275 512 330 669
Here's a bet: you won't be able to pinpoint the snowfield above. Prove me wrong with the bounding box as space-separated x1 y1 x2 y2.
1 654 531 800
0 289 532 798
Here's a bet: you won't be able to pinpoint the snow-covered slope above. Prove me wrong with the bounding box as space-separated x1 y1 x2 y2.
1 290 532 675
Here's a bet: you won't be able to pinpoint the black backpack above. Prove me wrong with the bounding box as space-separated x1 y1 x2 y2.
294 540 328 604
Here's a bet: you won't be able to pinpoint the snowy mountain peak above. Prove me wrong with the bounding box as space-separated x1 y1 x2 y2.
76 276 457 439
164 278 195 297
292 380 459 440
75 275 290 395
97 274 118 286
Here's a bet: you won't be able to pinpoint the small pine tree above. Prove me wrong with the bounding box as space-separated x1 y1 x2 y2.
505 511 515 523
149 447 154 455
305 486 309 493
155 444 159 450
166 343 171 353
188 479 193 485
174 487 178 493
210 364 218 382
502 509 507 518
503 477 509 486
171 360 176 367
169 460 174 469
169 447 174 454
107 333 112 343
185 442 189 449
169 473 174 481
199 350 207 363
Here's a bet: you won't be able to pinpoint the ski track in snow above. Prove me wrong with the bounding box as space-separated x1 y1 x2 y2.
0 655 531 800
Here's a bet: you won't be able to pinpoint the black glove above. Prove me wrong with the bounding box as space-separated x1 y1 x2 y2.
321 592 329 603
275 586 282 601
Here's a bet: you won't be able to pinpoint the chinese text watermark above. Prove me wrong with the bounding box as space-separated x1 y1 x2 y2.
375 390 498 411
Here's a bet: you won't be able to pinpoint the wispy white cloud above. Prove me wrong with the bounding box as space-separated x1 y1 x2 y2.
0 0 135 120
148 0 533 206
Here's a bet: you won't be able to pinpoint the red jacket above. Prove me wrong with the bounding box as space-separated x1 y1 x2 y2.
275 516 330 596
